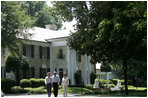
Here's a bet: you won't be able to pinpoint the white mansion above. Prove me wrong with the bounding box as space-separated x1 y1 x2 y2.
1 25 95 85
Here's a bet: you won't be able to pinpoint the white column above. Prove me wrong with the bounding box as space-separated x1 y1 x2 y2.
67 46 71 83
83 54 88 84
71 49 76 85
87 56 91 84
50 47 53 73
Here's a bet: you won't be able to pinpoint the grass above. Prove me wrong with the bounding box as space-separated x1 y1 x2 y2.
10 85 147 97
59 87 92 94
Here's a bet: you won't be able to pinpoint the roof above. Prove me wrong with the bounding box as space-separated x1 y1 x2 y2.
23 27 72 42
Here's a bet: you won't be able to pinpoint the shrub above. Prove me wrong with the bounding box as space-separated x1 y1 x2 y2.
1 78 16 93
120 79 124 85
90 72 96 84
98 79 106 88
11 86 29 93
110 79 119 85
38 78 45 86
29 86 46 94
74 71 81 85
105 80 113 84
20 79 32 88
85 84 93 90
30 78 40 88
109 84 115 88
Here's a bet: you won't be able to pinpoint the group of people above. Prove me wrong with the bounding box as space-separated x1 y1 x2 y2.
44 71 69 97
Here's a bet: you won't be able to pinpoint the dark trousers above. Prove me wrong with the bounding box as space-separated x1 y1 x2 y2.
53 82 59 97
46 83 52 97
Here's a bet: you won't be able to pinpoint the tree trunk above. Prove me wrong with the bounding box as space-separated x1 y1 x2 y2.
123 58 128 95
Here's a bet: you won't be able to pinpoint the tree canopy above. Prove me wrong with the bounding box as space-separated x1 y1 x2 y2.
53 1 147 95
20 1 62 29
1 1 36 51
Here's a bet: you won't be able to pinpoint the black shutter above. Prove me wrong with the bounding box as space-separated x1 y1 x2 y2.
40 68 42 78
31 45 34 58
31 67 35 78
39 46 42 59
47 47 50 59
23 45 26 56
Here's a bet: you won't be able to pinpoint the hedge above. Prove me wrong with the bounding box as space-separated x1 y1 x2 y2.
20 79 32 88
1 78 16 93
29 78 41 88
28 86 46 94
11 86 29 93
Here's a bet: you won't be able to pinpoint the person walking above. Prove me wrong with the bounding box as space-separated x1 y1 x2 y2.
45 72 52 97
61 72 69 97
51 71 60 97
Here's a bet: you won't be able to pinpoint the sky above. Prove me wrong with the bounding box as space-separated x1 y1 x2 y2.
46 1 77 32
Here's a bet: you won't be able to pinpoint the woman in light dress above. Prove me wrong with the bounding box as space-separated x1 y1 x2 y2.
61 72 69 97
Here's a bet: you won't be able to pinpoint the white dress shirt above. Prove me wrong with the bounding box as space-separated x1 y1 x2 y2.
61 77 69 86
45 76 52 84
51 75 60 83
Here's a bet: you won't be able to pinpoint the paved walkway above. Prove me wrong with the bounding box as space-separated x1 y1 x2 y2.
4 93 83 97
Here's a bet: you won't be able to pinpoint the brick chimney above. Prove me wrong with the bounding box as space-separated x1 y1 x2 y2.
45 24 57 30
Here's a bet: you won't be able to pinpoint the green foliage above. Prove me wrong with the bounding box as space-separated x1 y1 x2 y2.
5 52 30 85
100 62 112 72
1 1 36 51
11 86 29 93
5 52 19 73
29 78 45 88
28 86 46 94
85 84 93 90
74 71 81 85
110 79 119 85
20 79 32 88
99 79 106 88
105 80 113 84
104 84 115 88
1 78 16 93
53 1 147 95
20 1 62 29
90 72 96 84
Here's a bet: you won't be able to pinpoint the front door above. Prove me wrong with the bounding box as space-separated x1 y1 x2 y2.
59 68 63 84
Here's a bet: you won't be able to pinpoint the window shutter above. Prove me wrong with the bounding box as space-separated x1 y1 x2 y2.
47 47 50 59
31 67 35 78
23 45 26 56
31 45 34 58
39 46 42 59
40 68 42 78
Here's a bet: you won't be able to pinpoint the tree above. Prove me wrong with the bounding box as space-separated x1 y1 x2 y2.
5 52 30 85
1 1 36 51
53 1 147 95
20 1 62 29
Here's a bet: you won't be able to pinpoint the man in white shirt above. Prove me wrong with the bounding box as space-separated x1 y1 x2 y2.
61 72 69 97
51 71 60 97
45 72 52 97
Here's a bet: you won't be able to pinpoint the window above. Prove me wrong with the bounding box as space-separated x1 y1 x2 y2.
57 49 65 59
76 51 81 62
23 44 34 58
26 45 31 57
40 68 47 78
42 47 47 59
39 46 50 59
